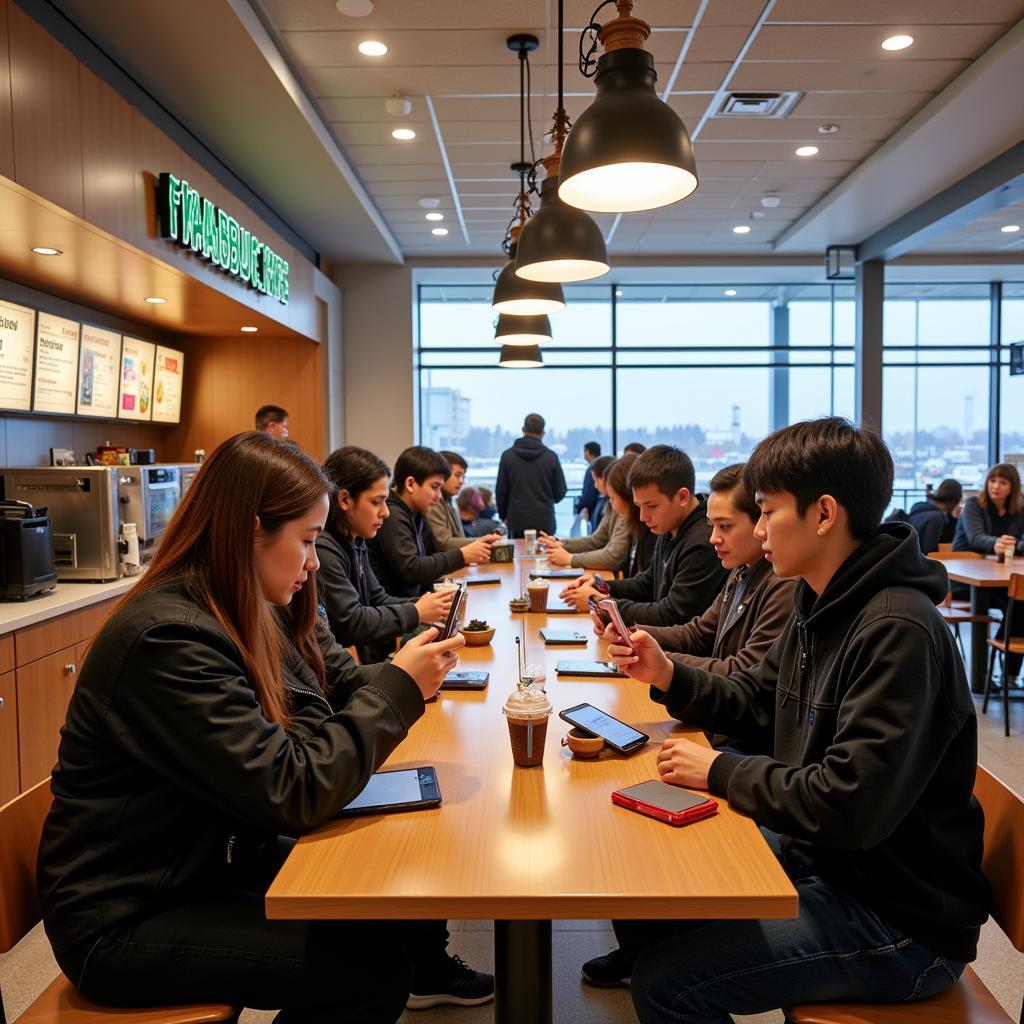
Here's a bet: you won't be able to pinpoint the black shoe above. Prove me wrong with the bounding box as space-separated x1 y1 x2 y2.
581 947 633 988
407 953 495 1010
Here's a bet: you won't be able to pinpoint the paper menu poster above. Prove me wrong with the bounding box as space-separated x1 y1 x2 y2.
117 336 156 421
152 345 184 423
33 312 81 415
77 325 121 418
0 300 36 411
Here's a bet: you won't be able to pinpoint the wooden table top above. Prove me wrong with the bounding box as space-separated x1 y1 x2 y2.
931 555 1020 588
265 546 797 922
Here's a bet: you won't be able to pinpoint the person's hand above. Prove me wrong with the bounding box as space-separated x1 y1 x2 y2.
462 538 493 565
606 629 673 692
561 583 599 610
546 546 572 567
480 532 504 545
656 738 721 789
999 534 1017 548
591 610 607 636
414 589 453 625
538 533 561 550
392 627 466 701
559 572 594 595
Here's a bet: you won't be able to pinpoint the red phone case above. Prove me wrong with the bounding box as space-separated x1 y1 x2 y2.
611 789 718 827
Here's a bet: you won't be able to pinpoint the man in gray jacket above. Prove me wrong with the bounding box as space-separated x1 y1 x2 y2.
427 451 502 551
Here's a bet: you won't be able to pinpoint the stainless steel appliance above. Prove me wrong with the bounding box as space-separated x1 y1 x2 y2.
117 465 181 561
0 500 58 599
0 467 121 581
178 463 202 499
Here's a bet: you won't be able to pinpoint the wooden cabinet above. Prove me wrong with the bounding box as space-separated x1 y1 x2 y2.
16 645 81 788
0 670 18 805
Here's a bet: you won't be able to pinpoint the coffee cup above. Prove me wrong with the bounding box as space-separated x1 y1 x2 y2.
502 686 553 768
433 580 459 595
562 727 605 760
527 579 549 613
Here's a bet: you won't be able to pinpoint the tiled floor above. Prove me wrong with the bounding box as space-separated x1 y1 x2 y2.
3 692 1022 1024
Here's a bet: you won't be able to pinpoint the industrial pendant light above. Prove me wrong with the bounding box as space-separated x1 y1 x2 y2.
492 36 566 315
494 313 552 346
499 343 544 368
514 0 609 284
559 0 698 214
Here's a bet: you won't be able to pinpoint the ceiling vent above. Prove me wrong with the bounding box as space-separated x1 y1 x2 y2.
717 92 802 118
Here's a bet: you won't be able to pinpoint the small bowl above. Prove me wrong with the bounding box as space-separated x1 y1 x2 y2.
460 625 495 646
563 727 605 760
508 597 530 612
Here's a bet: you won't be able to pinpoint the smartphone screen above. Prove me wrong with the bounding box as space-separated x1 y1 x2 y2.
561 703 647 750
440 585 468 640
337 767 441 816
598 599 634 651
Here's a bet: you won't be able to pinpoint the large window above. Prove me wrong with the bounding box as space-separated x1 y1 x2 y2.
1002 283 1024 459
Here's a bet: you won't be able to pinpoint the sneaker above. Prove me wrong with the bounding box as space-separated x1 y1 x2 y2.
407 953 495 1010
581 947 633 988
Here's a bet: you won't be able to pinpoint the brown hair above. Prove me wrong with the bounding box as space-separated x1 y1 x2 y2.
116 432 331 726
980 463 1022 516
605 455 645 537
627 444 695 498
711 464 760 523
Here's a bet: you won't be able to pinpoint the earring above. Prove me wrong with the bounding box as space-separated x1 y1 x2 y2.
817 528 824 536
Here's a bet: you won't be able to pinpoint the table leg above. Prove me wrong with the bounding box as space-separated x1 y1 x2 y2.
495 920 552 1024
970 585 988 695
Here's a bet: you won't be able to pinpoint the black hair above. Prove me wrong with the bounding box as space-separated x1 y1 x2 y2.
323 446 390 535
590 455 615 480
623 442 646 455
627 444 695 499
710 464 760 523
255 404 288 429
393 446 451 492
744 417 893 541
584 440 601 457
932 478 963 510
440 450 468 472
523 413 545 435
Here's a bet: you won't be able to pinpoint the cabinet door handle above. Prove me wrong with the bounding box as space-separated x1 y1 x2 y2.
0 696 4 710
64 663 77 675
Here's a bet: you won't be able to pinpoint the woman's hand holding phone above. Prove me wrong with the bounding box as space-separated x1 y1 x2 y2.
606 629 674 693
392 627 466 701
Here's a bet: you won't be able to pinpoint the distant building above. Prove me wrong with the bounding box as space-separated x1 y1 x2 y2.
422 387 470 450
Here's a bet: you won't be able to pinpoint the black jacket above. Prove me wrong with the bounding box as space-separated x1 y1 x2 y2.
315 527 419 663
574 466 599 518
660 524 989 961
906 500 953 554
606 498 728 626
37 582 424 959
367 493 465 598
495 436 567 537
953 496 1024 556
623 527 657 578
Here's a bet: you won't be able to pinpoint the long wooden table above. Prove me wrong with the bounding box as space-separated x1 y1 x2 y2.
933 556 1017 693
266 545 797 1023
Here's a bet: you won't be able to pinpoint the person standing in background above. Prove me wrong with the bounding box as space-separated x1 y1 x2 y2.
574 441 602 530
496 413 568 537
427 451 501 551
255 405 289 440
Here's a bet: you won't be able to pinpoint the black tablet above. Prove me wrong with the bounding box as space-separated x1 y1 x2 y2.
540 628 590 645
555 660 628 678
336 767 442 817
529 569 584 579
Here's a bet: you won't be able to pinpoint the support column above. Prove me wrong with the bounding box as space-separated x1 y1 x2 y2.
769 301 790 432
855 260 884 433
989 282 1002 465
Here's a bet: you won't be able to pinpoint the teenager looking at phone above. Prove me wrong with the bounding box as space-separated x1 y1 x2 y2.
37 432 495 1022
369 446 493 599
560 445 727 624
905 477 962 553
426 450 502 551
317 446 456 664
607 453 656 577
600 418 989 1023
540 456 628 569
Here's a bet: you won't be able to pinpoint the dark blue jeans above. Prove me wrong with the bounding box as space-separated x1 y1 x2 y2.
627 832 966 1024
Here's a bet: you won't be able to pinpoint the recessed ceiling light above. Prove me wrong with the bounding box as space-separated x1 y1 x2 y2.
1001 224 1021 233
240 326 259 333
358 40 387 56
392 128 416 140
425 212 444 222
144 296 166 304
615 289 624 297
760 194 781 208
724 289 737 296
795 146 819 157
31 246 62 256
817 123 839 135
882 34 914 51
732 225 751 235
431 227 449 236
336 0 373 14
419 197 441 208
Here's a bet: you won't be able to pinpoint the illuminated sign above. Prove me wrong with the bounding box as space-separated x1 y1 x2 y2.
157 173 289 304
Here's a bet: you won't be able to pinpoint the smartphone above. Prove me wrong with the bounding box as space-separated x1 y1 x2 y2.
559 702 648 753
464 576 501 586
441 670 489 690
555 660 628 678
540 628 589 645
588 595 611 625
547 602 585 615
592 573 611 595
439 583 468 640
598 598 635 653
336 767 442 817
611 780 718 827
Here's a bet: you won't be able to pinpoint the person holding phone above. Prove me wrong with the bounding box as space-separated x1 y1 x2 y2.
37 432 493 1022
596 419 988 1024
317 445 454 664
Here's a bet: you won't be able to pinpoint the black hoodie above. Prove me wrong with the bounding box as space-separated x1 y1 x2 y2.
495 435 567 537
660 523 990 962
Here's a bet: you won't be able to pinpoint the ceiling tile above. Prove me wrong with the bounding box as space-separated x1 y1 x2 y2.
698 116 903 142
729 59 969 92
768 0 1024 24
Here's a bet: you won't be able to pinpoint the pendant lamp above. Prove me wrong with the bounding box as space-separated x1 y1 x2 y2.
514 1 609 284
559 0 698 214
494 313 551 346
499 343 544 368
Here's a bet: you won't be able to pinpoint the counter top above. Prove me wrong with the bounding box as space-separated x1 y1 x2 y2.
0 576 140 635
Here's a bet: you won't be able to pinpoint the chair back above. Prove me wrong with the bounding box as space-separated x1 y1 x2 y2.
0 779 51 952
1008 572 1024 604
937 542 954 552
976 765 1024 952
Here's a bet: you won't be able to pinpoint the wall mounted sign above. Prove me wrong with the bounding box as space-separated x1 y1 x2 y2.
1011 341 1023 377
157 173 290 305
0 300 35 411
152 345 185 424
33 312 81 415
118 336 156 421
77 325 121 418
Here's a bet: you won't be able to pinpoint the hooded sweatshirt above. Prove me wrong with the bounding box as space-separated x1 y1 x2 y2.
495 435 567 537
905 499 953 554
659 523 990 962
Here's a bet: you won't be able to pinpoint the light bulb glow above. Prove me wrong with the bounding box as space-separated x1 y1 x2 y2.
732 225 751 235
493 297 564 315
515 259 610 283
392 128 416 140
1001 225 1020 233
144 296 166 304
795 146 819 157
724 289 737 296
31 246 62 255
431 227 448 236
425 212 444 221
882 35 914 51
240 326 259 333
358 40 388 56
559 162 698 214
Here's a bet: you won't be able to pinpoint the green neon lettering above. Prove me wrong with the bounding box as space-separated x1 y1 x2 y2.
228 216 240 275
251 239 263 290
238 227 251 282
279 258 289 303
180 181 197 249
217 209 231 268
166 174 181 239
201 199 217 260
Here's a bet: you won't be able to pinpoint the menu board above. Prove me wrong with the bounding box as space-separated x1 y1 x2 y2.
152 345 185 423
0 300 36 411
33 312 81 415
77 325 121 418
117 336 156 421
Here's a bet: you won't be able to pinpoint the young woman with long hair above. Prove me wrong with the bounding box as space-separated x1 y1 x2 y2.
37 432 484 1022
